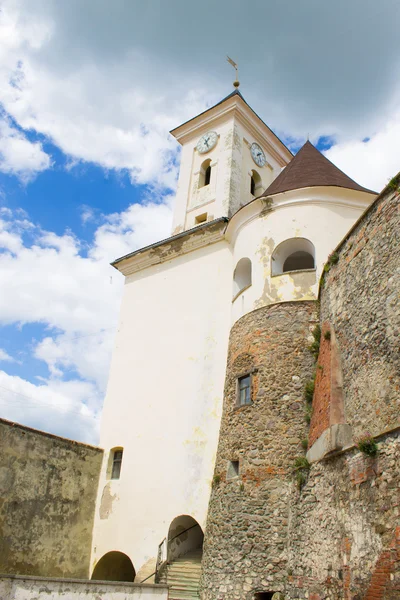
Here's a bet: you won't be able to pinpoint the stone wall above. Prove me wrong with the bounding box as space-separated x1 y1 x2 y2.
320 187 400 440
201 301 318 599
0 575 168 600
285 428 400 600
0 418 103 578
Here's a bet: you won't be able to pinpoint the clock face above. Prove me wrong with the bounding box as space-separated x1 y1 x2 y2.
251 143 266 167
196 131 218 154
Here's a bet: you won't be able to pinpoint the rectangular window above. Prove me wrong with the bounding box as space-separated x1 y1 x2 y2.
111 450 123 480
238 374 251 406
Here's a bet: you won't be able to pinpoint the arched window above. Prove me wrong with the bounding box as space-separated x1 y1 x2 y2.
250 170 262 196
109 447 123 480
199 159 212 188
233 258 252 298
92 551 135 582
271 239 315 276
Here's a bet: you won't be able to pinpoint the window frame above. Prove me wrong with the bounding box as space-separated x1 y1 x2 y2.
236 373 252 407
110 448 123 480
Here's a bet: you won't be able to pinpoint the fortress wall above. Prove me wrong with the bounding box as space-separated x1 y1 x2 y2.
286 429 400 600
320 186 400 439
201 301 318 599
284 183 400 599
0 418 103 578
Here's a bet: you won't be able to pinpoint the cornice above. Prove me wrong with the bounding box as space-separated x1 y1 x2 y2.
225 186 376 245
113 219 228 277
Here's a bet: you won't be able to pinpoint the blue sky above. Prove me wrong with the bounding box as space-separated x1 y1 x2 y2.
0 0 399 443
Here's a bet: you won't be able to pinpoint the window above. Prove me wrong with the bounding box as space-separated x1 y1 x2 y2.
204 165 211 186
199 159 212 188
111 449 123 480
250 170 262 196
195 212 207 225
271 238 315 276
254 593 274 600
233 258 252 298
238 374 251 406
227 460 239 480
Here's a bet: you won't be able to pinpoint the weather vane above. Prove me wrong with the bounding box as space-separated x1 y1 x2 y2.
227 56 240 88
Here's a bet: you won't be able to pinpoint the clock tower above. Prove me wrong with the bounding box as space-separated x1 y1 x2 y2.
169 89 293 235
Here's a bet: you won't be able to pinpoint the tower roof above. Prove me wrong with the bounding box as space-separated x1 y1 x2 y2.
169 90 292 164
262 141 376 196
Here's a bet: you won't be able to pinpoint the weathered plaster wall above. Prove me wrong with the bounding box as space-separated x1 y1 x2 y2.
0 418 103 578
0 575 168 600
171 101 283 234
320 187 400 439
92 240 233 582
201 302 318 599
229 187 373 324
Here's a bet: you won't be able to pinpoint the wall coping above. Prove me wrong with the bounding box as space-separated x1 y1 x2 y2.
0 417 103 452
318 423 400 463
0 573 168 589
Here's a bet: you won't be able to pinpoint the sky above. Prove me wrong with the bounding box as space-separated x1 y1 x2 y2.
0 0 399 445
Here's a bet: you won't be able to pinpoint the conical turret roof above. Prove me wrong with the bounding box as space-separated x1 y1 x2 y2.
262 141 376 196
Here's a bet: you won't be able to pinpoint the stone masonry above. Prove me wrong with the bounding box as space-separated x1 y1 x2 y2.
201 301 318 599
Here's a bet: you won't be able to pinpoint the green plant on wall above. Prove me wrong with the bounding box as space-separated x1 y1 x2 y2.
388 174 400 193
304 379 315 404
357 433 378 457
212 474 221 487
309 324 321 358
293 456 310 490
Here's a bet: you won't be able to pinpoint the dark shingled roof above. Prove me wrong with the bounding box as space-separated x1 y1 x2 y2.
262 141 376 196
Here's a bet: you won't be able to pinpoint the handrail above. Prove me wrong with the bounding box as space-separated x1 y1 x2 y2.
167 523 201 545
151 523 202 584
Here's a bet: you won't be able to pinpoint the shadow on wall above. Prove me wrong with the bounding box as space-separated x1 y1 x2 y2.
91 551 135 582
168 515 204 561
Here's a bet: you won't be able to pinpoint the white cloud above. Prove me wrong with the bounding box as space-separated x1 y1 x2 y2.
0 348 14 361
0 116 51 181
0 197 172 442
0 370 100 444
324 109 400 192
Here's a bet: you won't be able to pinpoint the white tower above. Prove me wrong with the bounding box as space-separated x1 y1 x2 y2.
170 90 292 234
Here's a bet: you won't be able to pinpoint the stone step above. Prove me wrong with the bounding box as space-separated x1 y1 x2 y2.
165 553 201 600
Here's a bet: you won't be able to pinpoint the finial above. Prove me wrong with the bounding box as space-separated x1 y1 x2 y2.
227 56 240 88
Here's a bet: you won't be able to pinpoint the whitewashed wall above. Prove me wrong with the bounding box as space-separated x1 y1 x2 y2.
0 576 168 600
92 241 232 581
229 187 373 323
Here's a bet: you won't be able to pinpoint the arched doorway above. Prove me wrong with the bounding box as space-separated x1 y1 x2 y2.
167 515 203 561
91 551 135 582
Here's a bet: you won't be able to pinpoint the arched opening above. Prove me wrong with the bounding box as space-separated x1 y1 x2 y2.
250 170 262 196
167 515 203 562
91 551 135 582
233 257 252 298
271 238 315 276
199 159 212 188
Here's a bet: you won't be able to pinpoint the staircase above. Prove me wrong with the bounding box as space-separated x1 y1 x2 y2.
159 549 202 600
